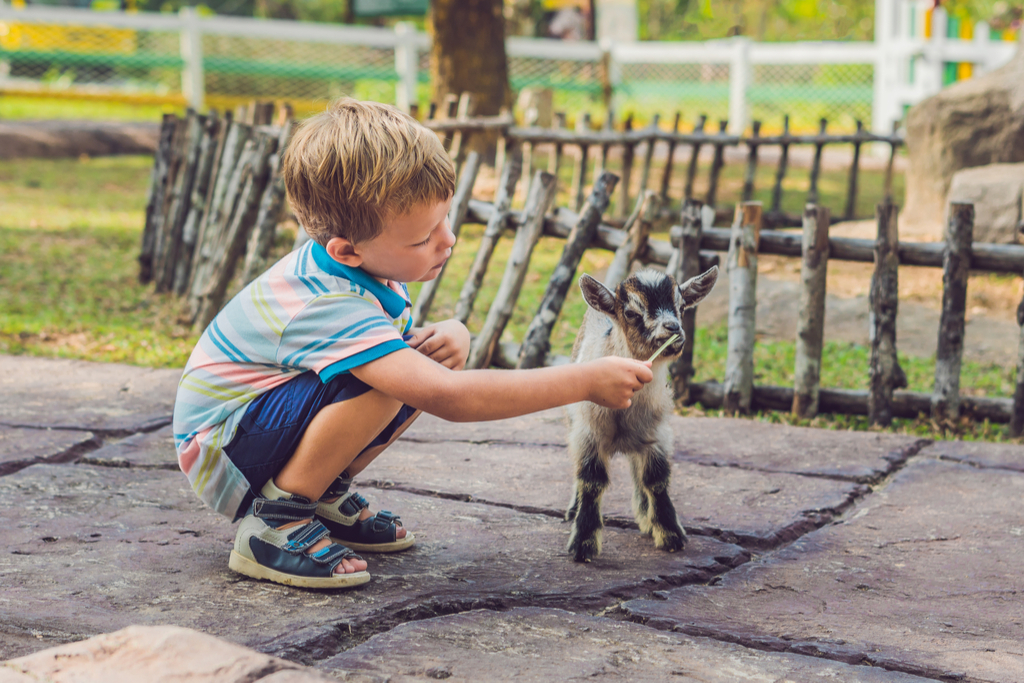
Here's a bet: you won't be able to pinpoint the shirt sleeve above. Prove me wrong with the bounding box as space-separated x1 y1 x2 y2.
279 291 409 383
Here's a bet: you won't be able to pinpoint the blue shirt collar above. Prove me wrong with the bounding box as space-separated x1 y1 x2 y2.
310 242 410 319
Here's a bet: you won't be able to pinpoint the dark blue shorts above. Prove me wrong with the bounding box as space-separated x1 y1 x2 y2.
223 369 416 520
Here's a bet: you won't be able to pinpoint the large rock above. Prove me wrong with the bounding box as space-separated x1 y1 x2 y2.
0 121 158 160
2 625 335 683
904 39 1024 235
947 163 1024 243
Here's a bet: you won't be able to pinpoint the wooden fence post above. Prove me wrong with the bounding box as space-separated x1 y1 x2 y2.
604 190 659 289
770 115 790 215
723 201 762 414
683 115 706 202
454 148 523 324
618 114 635 218
670 198 705 403
741 120 761 202
157 110 206 293
637 113 660 199
466 171 558 369
868 200 907 426
792 204 831 418
240 120 294 286
570 113 591 211
411 151 481 326
705 119 728 209
1012 290 1024 436
932 202 974 423
806 118 827 206
174 113 221 295
139 114 178 284
659 112 682 204
518 171 620 369
844 120 864 221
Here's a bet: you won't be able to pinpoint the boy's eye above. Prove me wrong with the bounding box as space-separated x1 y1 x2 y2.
414 235 431 246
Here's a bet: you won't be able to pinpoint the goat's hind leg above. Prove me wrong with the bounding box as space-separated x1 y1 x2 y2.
636 444 687 552
628 455 654 537
566 434 610 563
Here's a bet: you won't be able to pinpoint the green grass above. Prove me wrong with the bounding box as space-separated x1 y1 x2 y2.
0 95 181 122
0 155 1014 442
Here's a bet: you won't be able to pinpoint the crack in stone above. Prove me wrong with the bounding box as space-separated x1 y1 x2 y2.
0 418 172 439
0 434 105 478
934 454 1024 473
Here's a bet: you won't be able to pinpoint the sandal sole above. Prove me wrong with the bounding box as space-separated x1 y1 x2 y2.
331 531 416 553
228 551 371 589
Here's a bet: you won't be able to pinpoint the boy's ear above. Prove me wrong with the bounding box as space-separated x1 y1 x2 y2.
325 236 363 268
578 274 616 317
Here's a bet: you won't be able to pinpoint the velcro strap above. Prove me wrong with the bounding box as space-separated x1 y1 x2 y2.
337 491 369 516
370 510 401 533
282 520 331 554
324 475 354 498
309 543 362 566
252 496 318 522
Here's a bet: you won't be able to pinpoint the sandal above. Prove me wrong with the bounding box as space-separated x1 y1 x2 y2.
229 495 371 589
316 474 416 553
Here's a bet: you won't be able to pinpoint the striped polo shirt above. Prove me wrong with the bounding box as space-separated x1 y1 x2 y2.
172 240 412 517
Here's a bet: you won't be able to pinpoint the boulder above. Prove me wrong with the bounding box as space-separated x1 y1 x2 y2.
946 163 1024 243
2 625 336 683
903 38 1024 235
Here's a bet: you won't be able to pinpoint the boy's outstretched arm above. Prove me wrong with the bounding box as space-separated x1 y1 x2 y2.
350 347 653 422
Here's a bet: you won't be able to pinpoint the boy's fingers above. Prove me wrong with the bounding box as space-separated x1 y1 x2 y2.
406 328 435 349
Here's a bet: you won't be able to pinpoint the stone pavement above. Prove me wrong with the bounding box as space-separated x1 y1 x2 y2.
0 355 1021 682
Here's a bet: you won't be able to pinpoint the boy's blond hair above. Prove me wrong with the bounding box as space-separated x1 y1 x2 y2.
283 98 456 246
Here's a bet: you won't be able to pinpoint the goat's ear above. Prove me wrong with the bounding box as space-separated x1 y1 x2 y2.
578 274 617 316
678 265 719 310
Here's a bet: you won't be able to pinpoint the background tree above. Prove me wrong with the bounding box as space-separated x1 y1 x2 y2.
429 0 511 138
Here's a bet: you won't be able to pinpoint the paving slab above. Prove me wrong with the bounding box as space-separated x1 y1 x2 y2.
75 425 178 469
0 463 746 663
0 426 97 475
918 439 1024 472
408 410 929 483
667 415 929 482
319 607 937 682
0 356 180 432
368 436 869 549
620 459 1024 683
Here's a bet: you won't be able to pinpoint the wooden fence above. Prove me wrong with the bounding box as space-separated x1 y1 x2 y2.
422 93 904 229
137 101 293 333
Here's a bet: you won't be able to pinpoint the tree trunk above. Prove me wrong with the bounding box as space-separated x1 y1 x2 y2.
429 0 510 160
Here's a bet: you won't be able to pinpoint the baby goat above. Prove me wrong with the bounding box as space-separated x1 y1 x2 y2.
564 265 719 562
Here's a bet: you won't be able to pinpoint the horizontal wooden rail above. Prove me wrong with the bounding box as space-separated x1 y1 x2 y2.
691 226 1024 275
688 382 1013 424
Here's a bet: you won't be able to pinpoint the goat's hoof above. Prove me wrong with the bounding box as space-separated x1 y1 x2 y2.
567 538 600 563
655 532 687 553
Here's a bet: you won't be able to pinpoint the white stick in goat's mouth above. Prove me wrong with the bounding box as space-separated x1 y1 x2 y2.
647 334 680 362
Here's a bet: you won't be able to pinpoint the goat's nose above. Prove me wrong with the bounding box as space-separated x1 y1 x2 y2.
664 320 681 334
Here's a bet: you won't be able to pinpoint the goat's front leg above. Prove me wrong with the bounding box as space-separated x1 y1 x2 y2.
634 441 687 552
566 433 610 562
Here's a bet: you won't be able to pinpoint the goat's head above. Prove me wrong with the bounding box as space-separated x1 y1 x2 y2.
578 266 719 361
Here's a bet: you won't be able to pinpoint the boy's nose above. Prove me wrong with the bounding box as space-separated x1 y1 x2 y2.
440 225 456 250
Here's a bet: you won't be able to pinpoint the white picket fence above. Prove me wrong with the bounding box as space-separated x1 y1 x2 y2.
0 2 1017 134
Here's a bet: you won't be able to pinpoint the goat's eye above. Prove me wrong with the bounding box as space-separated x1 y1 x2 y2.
624 310 641 323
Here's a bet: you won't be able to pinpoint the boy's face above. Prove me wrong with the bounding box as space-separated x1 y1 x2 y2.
329 198 455 284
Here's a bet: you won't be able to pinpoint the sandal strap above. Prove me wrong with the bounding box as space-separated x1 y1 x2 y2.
252 496 318 524
370 510 402 534
282 520 331 554
308 542 362 566
324 472 354 497
337 491 369 517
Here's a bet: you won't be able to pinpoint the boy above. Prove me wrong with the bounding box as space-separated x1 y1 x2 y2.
173 98 653 589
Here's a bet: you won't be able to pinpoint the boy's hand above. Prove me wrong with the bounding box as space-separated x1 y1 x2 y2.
407 319 470 370
584 357 654 409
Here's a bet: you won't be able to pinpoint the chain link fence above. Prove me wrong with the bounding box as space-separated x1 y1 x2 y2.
1 6 1013 134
